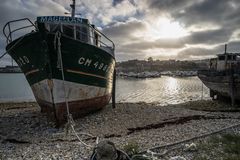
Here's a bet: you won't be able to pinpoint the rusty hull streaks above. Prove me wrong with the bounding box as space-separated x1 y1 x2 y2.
37 94 111 125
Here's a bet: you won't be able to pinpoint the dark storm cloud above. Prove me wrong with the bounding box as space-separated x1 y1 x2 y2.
147 0 196 14
112 0 124 6
102 19 146 40
176 40 240 60
217 40 240 53
112 0 136 7
184 28 232 45
146 0 240 33
173 0 240 28
177 47 216 59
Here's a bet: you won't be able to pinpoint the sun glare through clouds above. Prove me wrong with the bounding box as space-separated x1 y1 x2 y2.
147 17 189 40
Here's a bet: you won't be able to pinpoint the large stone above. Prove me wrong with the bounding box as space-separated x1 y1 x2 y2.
92 140 130 160
169 156 186 160
94 141 118 160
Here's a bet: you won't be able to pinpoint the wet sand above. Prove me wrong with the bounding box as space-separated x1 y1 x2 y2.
0 100 240 159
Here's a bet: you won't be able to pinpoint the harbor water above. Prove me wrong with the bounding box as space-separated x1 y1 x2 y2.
0 73 209 105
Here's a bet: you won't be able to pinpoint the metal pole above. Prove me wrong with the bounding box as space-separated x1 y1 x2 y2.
71 0 76 18
112 69 116 108
8 24 14 66
224 44 227 54
230 67 235 106
8 24 12 43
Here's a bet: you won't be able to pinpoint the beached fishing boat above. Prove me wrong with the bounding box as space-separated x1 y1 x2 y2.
198 45 240 104
3 0 115 124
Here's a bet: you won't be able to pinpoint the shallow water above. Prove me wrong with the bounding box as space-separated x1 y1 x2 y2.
116 76 209 105
0 73 34 102
0 73 209 104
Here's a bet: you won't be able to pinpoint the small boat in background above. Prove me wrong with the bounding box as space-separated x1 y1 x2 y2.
3 0 116 124
198 45 240 104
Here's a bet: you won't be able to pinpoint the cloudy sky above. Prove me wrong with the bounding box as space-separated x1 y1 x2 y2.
1 0 240 65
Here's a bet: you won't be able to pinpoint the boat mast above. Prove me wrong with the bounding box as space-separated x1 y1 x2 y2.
224 44 227 54
70 0 76 18
224 44 227 69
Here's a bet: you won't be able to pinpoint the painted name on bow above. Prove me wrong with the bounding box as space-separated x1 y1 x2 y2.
78 57 110 72
37 16 87 24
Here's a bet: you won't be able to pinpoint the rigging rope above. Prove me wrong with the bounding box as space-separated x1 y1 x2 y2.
0 52 8 60
55 31 97 149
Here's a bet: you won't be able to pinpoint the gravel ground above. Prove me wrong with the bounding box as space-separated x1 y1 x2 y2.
0 100 240 159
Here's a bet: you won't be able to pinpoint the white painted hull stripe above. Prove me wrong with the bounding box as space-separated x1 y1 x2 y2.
67 69 107 80
25 69 39 76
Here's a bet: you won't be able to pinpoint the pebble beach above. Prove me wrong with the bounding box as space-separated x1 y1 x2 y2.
1 100 240 159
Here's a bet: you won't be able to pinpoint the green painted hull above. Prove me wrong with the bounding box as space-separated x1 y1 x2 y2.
6 32 115 88
6 31 115 124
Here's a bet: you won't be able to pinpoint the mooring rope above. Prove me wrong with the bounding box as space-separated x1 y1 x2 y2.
55 31 97 149
55 31 70 116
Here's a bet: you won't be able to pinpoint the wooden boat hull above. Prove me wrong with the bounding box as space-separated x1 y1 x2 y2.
6 32 115 124
198 71 240 100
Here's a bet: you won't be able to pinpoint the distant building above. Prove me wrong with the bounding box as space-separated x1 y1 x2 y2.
116 59 209 73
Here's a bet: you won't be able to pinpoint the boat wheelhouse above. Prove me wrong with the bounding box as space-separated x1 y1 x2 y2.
36 16 114 54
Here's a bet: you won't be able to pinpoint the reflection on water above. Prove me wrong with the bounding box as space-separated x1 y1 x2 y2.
166 77 178 94
0 74 210 105
116 76 209 105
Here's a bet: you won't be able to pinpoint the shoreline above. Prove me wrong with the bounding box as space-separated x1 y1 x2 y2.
1 100 240 159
